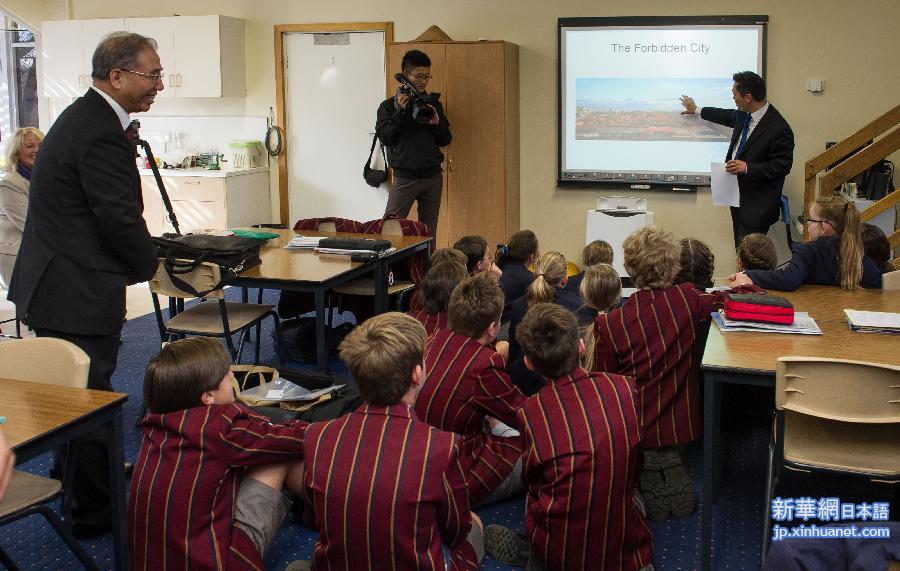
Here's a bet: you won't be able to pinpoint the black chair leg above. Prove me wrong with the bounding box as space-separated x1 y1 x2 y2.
0 545 19 570
35 505 100 570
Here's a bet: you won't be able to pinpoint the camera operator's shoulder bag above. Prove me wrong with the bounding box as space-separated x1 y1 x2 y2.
153 233 263 297
363 135 388 187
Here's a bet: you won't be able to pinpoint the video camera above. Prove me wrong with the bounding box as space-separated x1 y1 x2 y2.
394 73 436 123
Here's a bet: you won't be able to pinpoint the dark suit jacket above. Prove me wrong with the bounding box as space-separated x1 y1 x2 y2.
9 88 158 335
701 104 794 227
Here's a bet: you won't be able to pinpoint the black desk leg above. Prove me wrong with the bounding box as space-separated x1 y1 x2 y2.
314 288 328 371
373 260 389 314
108 408 127 571
701 371 722 571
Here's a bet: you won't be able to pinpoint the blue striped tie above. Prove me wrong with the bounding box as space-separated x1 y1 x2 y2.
735 113 752 158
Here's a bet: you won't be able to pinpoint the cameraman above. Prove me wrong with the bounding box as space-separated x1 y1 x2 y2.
376 49 451 238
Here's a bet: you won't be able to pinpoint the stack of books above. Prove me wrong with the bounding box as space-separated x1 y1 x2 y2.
844 309 900 334
284 235 324 250
712 310 822 335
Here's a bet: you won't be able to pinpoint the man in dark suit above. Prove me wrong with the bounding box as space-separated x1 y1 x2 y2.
9 32 162 535
680 71 794 248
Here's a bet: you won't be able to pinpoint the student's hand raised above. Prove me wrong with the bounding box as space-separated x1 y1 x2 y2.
728 272 754 287
679 95 697 115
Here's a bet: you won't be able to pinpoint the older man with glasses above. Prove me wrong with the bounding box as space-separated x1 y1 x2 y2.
376 49 452 241
8 31 162 536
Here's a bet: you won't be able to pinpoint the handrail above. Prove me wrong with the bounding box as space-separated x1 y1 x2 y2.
803 104 900 240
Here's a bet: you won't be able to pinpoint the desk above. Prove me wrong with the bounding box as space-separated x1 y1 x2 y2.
699 286 900 569
234 229 432 370
0 379 128 570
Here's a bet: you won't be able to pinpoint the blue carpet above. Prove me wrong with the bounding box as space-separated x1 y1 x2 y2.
1 287 774 570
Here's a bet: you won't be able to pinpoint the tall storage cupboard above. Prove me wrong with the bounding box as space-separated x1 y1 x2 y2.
387 41 519 249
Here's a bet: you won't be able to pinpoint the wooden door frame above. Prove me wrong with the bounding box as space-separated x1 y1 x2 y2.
274 22 394 226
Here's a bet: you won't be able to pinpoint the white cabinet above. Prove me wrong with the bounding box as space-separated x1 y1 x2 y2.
42 18 124 97
43 16 245 99
141 171 271 235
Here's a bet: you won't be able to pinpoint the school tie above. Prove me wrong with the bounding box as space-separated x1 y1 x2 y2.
735 112 752 158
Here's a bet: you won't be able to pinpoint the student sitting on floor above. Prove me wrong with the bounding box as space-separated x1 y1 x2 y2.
495 229 538 322
408 259 468 336
129 338 307 571
416 274 526 506
730 195 882 291
408 247 470 312
737 232 778 271
592 226 723 522
507 251 596 395
454 235 502 279
565 238 614 296
485 304 653 570
302 313 483 570
580 263 622 372
861 222 896 273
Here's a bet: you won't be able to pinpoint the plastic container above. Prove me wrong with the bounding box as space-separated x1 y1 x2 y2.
228 140 263 169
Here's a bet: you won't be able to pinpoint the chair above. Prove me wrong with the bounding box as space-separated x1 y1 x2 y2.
149 260 282 364
760 356 900 561
0 338 98 570
882 269 900 290
780 194 794 250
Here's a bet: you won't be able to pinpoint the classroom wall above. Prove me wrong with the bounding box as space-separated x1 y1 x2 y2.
8 0 900 275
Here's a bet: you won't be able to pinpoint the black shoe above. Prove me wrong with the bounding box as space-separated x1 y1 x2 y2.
72 520 112 539
485 524 530 567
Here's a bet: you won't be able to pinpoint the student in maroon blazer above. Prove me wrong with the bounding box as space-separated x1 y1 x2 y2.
592 227 724 521
129 338 307 571
416 274 527 506
303 313 482 570
408 259 468 337
486 303 654 570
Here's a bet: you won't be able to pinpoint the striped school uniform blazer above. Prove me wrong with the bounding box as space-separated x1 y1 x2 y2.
416 328 527 505
304 403 478 570
519 367 654 570
129 404 307 571
591 282 722 448
408 308 449 338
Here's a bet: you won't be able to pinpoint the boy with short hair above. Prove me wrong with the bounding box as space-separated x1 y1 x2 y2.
416 275 526 506
129 338 307 570
486 303 653 570
408 259 469 336
304 312 483 570
454 235 502 279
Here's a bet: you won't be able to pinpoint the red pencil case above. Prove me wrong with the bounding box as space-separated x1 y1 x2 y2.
724 293 795 325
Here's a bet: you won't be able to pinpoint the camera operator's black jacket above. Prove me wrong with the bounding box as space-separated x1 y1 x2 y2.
376 95 451 179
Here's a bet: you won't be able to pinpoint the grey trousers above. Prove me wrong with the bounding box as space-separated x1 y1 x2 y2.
384 173 443 239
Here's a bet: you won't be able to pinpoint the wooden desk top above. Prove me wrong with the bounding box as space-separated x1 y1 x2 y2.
702 286 900 374
0 378 127 450
239 229 431 283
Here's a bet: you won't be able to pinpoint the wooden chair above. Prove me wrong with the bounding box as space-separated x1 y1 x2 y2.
882 269 900 290
761 356 900 561
149 259 281 364
0 338 98 570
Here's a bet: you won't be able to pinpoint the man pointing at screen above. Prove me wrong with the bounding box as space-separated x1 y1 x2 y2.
680 71 794 248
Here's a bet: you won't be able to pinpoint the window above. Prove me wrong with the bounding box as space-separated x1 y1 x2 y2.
0 14 39 160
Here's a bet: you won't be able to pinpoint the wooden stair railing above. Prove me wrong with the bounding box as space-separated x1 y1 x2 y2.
804 104 900 245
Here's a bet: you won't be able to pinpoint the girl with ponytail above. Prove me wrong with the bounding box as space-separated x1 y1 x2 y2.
497 229 539 323
730 195 881 291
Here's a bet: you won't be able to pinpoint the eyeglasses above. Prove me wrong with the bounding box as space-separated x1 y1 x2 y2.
119 69 164 82
800 215 832 228
407 73 432 81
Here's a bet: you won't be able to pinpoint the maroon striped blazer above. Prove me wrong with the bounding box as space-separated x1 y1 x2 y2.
519 367 653 570
416 328 526 504
592 282 723 448
129 404 307 571
408 308 449 338
303 403 478 571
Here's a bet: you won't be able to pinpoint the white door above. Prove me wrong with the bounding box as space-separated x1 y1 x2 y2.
284 31 388 224
173 16 222 98
126 17 175 98
41 21 83 97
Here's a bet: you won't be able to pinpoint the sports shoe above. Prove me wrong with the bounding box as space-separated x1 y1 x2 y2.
484 524 530 567
640 447 695 520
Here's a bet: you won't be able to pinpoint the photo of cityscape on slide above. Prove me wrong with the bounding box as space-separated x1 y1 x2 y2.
575 77 734 141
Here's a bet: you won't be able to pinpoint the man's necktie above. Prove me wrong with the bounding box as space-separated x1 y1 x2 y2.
735 112 752 158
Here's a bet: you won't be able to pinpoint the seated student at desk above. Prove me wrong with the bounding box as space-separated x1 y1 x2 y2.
730 196 882 291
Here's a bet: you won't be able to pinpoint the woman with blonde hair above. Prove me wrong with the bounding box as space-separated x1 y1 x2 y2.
0 127 43 288
506 251 594 394
730 195 881 291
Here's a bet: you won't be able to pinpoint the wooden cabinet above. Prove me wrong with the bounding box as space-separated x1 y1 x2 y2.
388 41 519 249
43 16 245 98
42 19 125 97
140 171 271 235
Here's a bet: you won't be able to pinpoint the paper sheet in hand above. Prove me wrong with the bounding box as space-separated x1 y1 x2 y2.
241 377 344 402
711 162 740 208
